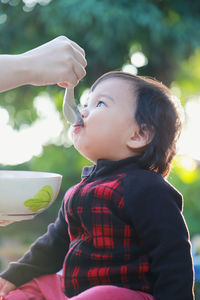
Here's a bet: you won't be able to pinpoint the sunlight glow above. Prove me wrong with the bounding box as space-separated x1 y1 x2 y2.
178 155 197 172
178 96 200 161
79 89 90 107
0 107 9 125
0 94 63 165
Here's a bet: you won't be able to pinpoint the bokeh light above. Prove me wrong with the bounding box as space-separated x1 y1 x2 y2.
131 51 148 68
122 64 138 75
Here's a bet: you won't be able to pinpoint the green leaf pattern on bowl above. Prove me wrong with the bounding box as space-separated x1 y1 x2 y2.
24 185 53 212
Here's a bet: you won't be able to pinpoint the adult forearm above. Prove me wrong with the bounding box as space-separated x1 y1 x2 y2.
0 54 30 92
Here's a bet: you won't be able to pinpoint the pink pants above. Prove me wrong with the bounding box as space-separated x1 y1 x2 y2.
4 274 154 300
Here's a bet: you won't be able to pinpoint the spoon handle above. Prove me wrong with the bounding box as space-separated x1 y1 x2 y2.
63 88 83 125
64 88 76 107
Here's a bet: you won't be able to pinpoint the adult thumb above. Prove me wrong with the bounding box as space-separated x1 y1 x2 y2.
57 82 69 88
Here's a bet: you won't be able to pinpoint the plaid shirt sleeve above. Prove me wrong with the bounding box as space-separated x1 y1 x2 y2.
124 172 194 300
0 200 70 287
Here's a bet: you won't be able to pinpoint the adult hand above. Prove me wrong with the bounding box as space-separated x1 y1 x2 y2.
24 35 87 88
0 220 14 227
0 36 87 92
0 277 16 298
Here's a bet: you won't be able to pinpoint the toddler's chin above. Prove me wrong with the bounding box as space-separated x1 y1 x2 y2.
72 144 96 163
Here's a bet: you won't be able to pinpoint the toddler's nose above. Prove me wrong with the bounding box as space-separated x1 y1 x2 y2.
81 108 89 119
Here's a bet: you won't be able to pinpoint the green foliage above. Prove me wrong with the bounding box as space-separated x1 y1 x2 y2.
169 157 200 236
171 49 200 104
195 282 200 299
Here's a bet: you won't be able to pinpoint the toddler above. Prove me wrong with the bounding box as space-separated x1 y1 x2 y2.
0 71 194 300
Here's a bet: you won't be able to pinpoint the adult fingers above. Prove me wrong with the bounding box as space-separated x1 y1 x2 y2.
64 61 79 87
57 82 69 88
58 64 85 88
70 40 86 58
71 45 87 69
73 60 86 81
48 35 86 59
0 278 16 297
58 82 78 88
61 57 86 87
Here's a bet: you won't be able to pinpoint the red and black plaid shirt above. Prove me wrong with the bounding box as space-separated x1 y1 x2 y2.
1 156 194 300
62 156 194 299
63 173 150 296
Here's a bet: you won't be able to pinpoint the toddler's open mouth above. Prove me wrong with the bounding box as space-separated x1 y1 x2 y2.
72 122 84 134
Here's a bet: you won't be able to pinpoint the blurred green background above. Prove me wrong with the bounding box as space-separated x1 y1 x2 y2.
0 0 200 297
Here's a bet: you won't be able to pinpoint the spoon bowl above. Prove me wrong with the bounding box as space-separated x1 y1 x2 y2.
63 88 83 126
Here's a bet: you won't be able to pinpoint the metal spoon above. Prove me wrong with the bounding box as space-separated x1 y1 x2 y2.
63 88 83 126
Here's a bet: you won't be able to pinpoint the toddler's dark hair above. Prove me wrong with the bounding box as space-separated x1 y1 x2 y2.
91 71 183 177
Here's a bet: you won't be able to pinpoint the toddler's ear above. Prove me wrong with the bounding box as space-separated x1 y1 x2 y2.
127 124 154 151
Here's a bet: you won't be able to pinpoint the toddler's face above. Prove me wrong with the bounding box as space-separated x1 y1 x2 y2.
70 77 140 163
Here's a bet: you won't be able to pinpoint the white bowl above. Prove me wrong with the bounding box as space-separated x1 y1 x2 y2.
0 170 62 221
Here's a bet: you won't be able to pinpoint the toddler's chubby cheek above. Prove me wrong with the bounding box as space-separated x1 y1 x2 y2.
68 126 74 142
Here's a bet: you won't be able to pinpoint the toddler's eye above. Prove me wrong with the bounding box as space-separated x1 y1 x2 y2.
97 101 106 107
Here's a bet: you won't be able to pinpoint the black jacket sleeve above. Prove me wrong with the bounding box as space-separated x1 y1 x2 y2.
0 200 70 287
124 171 194 300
